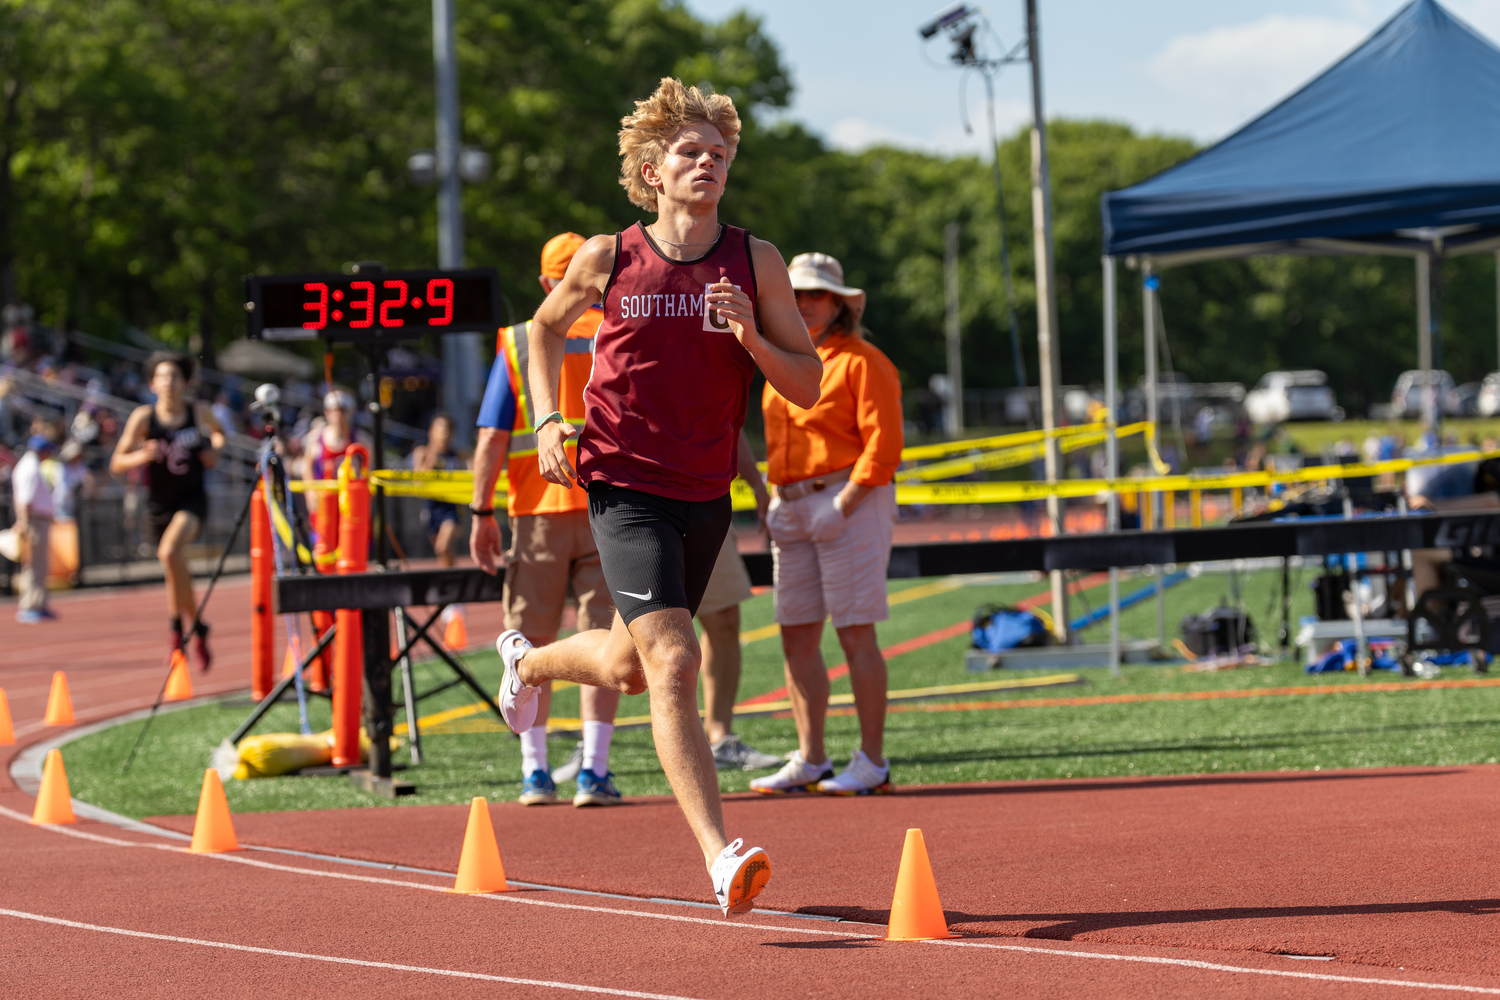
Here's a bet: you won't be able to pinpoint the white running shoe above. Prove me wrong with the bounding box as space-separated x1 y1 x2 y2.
748 750 834 795
711 735 783 771
551 741 585 783
816 749 894 796
710 838 772 917
496 630 539 734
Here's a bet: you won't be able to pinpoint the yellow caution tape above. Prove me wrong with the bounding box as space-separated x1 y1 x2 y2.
285 444 1496 510
899 419 1117 462
897 422 1149 482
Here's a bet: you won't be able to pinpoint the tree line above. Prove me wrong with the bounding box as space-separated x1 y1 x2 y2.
4 0 1495 418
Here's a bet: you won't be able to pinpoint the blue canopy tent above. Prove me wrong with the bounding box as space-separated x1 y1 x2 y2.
1093 0 1500 662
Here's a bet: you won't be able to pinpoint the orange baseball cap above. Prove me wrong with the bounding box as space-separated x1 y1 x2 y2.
540 232 587 279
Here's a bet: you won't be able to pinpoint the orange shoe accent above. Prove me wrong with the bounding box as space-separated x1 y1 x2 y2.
0 689 14 746
186 769 239 853
43 671 73 726
449 797 510 893
31 749 75 824
164 651 194 701
885 828 957 941
442 608 468 651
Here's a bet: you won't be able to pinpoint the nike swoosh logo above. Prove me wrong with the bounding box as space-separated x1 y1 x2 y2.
619 589 652 601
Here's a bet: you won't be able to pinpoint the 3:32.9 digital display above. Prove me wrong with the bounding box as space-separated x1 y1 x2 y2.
244 267 500 343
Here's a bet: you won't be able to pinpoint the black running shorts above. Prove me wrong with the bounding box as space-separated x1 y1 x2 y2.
586 483 732 625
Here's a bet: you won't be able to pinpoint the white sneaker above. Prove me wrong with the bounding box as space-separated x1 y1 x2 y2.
712 735 783 771
551 741 585 783
748 750 834 795
710 838 771 917
816 750 894 796
496 630 539 734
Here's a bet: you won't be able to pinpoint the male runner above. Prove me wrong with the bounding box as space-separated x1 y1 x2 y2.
110 352 226 669
472 232 623 808
495 77 822 916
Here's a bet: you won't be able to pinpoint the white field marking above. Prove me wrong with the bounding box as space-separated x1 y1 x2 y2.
928 939 1500 995
0 908 705 1000
0 804 873 939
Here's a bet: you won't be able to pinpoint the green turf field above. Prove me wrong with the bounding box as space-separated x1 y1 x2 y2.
59 567 1500 819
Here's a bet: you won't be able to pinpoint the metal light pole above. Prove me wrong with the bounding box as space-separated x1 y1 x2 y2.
1103 255 1121 678
433 0 484 445
943 222 965 437
1026 0 1067 641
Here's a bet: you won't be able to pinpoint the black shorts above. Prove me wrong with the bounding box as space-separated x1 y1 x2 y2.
587 482 731 625
147 494 208 545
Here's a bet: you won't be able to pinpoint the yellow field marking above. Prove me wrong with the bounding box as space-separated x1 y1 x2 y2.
736 576 968 647
420 672 1082 735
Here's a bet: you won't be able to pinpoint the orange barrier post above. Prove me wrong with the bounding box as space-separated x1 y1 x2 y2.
31 749 75 824
308 488 341 693
249 484 274 702
164 650 194 701
187 769 239 853
43 671 74 726
1163 490 1176 530
886 828 956 941
1190 489 1203 528
1231 486 1244 519
449 797 511 894
0 689 13 746
331 445 371 768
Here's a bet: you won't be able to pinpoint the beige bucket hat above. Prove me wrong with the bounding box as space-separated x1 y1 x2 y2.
787 252 865 323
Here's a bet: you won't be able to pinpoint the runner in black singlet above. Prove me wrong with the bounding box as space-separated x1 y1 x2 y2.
111 352 226 671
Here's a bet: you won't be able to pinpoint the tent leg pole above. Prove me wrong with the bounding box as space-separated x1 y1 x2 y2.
1104 255 1121 678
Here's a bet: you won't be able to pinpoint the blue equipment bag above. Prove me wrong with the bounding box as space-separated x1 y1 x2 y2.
972 604 1050 652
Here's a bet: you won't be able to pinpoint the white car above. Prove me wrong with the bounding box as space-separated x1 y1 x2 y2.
1477 372 1500 416
1244 370 1339 424
1392 370 1459 419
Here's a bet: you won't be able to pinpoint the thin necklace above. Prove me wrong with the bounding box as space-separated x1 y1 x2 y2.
648 223 722 247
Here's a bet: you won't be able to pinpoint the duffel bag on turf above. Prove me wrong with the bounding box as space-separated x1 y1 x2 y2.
972 604 1050 652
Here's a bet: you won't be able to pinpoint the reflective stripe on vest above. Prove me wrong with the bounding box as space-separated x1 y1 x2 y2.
502 322 593 458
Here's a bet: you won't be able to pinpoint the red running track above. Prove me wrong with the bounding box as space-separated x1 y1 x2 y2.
8 578 1500 996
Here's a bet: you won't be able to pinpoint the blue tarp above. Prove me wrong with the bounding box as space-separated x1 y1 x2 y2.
1102 0 1500 261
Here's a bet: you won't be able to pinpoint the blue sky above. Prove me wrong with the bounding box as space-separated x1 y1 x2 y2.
682 0 1500 153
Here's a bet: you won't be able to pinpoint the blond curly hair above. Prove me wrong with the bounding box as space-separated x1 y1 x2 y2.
618 77 742 211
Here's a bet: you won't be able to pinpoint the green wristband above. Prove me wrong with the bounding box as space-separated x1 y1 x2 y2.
534 411 564 434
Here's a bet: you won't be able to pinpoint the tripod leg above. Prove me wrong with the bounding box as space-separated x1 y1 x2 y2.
395 607 423 765
124 474 262 774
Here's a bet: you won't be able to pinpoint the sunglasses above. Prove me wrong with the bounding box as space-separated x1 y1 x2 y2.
794 289 832 301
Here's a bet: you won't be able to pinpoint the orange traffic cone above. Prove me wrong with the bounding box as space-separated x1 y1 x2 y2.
281 634 303 680
43 671 73 726
886 828 957 941
449 796 510 893
442 605 468 650
186 769 239 854
31 749 75 824
164 650 194 701
0 689 14 746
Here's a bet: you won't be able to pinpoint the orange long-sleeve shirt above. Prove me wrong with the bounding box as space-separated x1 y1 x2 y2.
763 332 904 487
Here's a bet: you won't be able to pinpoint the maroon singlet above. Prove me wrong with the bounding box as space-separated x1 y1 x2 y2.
579 222 758 501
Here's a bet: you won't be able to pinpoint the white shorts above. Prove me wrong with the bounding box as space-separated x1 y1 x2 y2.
767 481 895 628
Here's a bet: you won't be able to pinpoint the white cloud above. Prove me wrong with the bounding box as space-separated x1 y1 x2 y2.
1147 15 1367 136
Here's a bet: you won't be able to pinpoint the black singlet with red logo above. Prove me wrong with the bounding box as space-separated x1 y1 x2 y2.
579 222 758 502
145 406 209 517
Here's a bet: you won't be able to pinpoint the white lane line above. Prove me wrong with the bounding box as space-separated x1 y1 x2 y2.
20 805 1497 993
0 907 705 1000
1 804 872 939
929 939 1500 994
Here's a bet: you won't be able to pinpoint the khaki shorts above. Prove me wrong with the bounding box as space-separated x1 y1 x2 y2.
767 481 895 628
697 526 754 617
503 510 614 639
